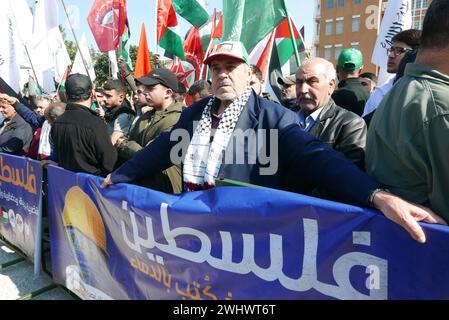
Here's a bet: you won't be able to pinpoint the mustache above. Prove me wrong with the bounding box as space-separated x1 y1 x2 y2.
298 94 315 103
217 80 233 87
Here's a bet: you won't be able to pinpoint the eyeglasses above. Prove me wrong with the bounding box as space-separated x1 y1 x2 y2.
387 46 413 56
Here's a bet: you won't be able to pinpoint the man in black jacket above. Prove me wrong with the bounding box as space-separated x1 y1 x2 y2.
296 57 367 169
50 74 117 176
332 48 369 116
102 80 135 146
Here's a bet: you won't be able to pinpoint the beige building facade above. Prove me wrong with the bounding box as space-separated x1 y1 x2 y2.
313 0 431 74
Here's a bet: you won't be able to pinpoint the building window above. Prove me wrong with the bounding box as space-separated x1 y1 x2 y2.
337 0 344 7
324 46 332 61
327 0 334 9
335 44 342 61
354 0 361 4
325 20 333 36
352 15 360 32
336 18 344 34
351 42 359 50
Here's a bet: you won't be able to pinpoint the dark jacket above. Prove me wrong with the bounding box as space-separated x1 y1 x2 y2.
104 99 135 125
111 92 380 207
281 98 298 111
51 103 117 176
116 101 184 193
308 99 367 169
0 114 33 155
332 77 369 116
117 101 184 160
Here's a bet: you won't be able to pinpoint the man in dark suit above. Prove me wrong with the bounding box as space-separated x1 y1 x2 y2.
295 57 366 169
102 41 445 243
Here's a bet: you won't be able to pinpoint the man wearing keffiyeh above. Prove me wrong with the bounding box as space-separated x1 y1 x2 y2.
102 41 446 244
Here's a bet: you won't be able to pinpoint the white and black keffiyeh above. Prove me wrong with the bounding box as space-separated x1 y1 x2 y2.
183 87 252 191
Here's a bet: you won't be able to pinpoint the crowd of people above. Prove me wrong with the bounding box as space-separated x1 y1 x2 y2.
0 0 448 244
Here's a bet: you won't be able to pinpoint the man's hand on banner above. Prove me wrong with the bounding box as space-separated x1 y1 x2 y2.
101 174 114 189
40 160 59 168
373 190 448 243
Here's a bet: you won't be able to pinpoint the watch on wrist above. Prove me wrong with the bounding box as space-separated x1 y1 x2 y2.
368 188 391 207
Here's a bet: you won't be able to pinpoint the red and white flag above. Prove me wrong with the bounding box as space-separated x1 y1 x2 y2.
87 0 127 52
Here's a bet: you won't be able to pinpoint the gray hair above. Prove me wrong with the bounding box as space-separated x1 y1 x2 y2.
45 102 66 123
300 57 337 81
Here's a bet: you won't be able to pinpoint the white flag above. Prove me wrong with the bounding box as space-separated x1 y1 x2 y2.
371 0 412 85
71 34 96 82
8 0 34 91
32 0 71 93
108 50 118 80
0 2 24 93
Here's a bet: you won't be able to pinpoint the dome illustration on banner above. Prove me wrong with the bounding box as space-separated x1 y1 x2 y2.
62 186 107 286
8 209 15 229
61 186 128 300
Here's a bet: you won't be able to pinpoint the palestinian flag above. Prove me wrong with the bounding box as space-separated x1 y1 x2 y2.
157 0 186 60
57 65 71 96
249 29 276 83
119 19 133 72
172 0 209 28
275 17 305 75
265 21 306 102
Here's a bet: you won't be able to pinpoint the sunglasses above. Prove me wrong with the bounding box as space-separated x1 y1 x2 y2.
387 46 413 56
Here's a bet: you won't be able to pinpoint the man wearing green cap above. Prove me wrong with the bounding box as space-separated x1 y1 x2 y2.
332 48 369 116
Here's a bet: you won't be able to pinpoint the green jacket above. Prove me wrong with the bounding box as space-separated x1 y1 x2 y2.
117 101 184 193
366 63 449 222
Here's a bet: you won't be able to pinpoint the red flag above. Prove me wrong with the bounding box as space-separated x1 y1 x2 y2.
87 0 127 52
134 23 152 78
183 27 204 81
212 13 223 39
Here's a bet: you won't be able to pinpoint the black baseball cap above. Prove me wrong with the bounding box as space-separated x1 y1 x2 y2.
136 68 179 92
65 73 93 100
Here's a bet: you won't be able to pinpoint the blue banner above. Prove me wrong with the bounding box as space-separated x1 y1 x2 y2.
47 166 449 300
0 154 42 265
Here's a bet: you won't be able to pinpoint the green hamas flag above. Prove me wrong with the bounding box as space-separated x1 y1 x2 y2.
222 0 286 53
173 0 209 28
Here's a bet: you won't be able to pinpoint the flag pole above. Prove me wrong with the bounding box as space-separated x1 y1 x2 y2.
23 45 44 94
282 1 301 66
200 9 217 80
60 0 101 112
375 0 383 77
59 0 93 84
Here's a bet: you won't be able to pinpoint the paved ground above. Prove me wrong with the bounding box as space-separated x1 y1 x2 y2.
0 240 75 300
